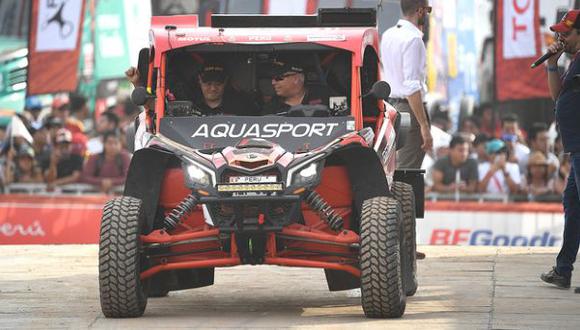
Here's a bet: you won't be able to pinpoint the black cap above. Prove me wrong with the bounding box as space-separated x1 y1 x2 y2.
199 63 227 83
271 60 304 76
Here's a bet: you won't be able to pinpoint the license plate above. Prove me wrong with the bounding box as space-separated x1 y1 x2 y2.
229 176 277 184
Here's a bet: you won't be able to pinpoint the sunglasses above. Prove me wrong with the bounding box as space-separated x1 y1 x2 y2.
272 72 298 81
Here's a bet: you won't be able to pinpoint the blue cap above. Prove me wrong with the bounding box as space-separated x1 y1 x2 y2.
485 139 506 154
25 96 42 111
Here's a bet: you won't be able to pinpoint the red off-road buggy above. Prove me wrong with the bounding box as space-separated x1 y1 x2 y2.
98 9 424 319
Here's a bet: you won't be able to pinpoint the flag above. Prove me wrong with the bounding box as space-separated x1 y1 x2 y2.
27 0 86 95
494 0 550 101
6 115 33 145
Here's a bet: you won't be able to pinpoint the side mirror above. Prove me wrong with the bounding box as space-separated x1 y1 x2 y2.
131 87 153 106
137 48 150 87
363 81 391 100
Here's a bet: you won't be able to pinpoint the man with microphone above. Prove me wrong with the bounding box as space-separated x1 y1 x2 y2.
539 9 580 294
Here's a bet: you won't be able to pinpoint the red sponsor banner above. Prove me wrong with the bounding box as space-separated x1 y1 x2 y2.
27 0 86 95
495 0 550 101
0 195 109 244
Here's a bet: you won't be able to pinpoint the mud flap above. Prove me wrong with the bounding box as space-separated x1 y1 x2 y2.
324 269 360 291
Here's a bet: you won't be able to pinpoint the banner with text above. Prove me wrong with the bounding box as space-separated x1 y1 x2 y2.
418 202 563 247
495 0 550 101
0 195 107 244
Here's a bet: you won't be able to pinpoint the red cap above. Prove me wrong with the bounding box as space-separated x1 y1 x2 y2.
550 10 580 33
51 94 70 110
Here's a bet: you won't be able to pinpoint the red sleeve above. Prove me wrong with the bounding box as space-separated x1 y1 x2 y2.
82 155 102 186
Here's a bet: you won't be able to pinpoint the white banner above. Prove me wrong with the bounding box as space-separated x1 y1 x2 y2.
418 210 563 247
503 0 536 59
35 0 83 52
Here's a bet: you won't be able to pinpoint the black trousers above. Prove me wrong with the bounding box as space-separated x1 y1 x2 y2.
556 152 580 277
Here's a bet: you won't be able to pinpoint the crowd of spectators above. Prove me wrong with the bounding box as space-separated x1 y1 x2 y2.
425 103 568 202
0 93 568 203
0 93 138 195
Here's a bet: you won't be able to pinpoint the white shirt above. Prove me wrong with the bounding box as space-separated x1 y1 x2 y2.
478 162 521 194
511 142 530 173
380 19 427 99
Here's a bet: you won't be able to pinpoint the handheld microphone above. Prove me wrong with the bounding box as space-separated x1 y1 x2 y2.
530 43 564 69
530 52 555 69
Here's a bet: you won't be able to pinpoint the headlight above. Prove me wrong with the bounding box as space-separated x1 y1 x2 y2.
298 163 318 180
185 163 210 186
183 157 214 188
291 161 322 187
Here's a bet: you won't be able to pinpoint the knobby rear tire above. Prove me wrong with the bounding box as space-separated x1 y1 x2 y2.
391 181 418 296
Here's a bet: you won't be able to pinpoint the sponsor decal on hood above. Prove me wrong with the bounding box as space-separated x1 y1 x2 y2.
191 122 340 139
160 116 355 152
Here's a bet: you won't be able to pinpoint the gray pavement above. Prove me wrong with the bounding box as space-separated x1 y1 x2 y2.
0 246 578 329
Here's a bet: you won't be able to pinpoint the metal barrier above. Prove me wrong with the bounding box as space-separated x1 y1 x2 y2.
426 192 562 203
3 183 124 196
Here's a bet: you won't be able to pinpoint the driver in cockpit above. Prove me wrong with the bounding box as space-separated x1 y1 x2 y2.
261 60 330 115
125 62 259 116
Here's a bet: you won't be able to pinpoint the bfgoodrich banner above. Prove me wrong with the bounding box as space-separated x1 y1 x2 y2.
418 202 563 247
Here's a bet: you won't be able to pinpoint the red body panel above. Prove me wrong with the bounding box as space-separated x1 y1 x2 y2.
140 163 361 280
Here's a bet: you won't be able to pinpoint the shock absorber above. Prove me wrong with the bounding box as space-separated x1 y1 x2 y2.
163 194 198 230
304 190 343 231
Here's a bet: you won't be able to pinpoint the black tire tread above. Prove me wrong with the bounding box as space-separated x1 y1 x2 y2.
99 196 148 318
392 181 418 296
360 196 406 318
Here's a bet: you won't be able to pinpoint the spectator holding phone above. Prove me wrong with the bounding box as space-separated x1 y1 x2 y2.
500 114 530 172
478 139 521 194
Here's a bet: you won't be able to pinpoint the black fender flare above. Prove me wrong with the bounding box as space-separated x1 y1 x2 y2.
333 144 390 220
123 148 174 233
